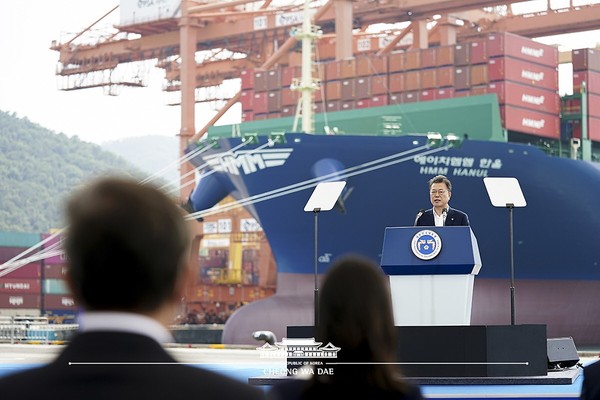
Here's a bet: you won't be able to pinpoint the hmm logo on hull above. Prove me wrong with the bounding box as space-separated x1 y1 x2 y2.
203 149 294 175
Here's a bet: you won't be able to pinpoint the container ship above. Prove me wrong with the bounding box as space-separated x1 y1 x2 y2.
4 1 599 345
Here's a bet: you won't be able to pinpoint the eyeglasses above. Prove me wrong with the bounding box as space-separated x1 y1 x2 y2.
430 190 447 195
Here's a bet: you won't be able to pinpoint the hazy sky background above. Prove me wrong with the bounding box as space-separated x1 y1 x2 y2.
0 1 599 145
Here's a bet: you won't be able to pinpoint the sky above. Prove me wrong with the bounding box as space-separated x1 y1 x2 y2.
0 0 241 145
0 1 599 145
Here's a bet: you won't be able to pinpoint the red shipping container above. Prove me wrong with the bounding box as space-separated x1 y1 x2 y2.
356 99 371 109
421 69 436 89
454 44 470 66
371 75 389 95
43 294 78 310
403 50 420 70
488 81 560 115
404 70 421 91
41 233 66 265
435 88 454 100
281 88 298 106
0 293 40 308
0 246 30 262
267 91 281 112
421 48 436 69
355 77 371 99
341 78 355 100
454 67 470 90
313 102 324 114
240 69 254 90
241 111 253 122
314 87 323 102
267 112 281 120
0 278 41 294
454 89 470 98
326 81 341 100
3 262 41 279
240 90 254 111
388 52 404 72
436 66 454 88
500 105 560 139
340 100 355 111
420 90 434 102
253 92 268 113
470 64 488 86
281 106 295 117
43 264 68 279
389 73 404 93
488 57 558 90
487 32 558 67
389 93 402 104
573 70 600 94
326 101 340 112
436 45 455 66
470 39 487 64
371 95 388 107
253 70 268 92
572 48 600 72
567 93 600 119
253 113 267 120
266 69 281 91
401 91 420 103
325 61 341 81
281 66 301 87
571 116 600 142
470 85 489 96
356 55 388 76
339 59 356 79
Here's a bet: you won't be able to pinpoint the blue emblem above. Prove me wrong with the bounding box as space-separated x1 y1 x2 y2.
411 230 442 260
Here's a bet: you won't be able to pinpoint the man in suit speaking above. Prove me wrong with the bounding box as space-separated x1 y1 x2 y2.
0 177 264 400
415 174 470 227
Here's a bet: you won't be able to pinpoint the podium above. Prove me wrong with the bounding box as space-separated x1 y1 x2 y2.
380 226 481 326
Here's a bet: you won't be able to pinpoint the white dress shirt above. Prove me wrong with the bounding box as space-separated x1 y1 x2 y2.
78 311 174 344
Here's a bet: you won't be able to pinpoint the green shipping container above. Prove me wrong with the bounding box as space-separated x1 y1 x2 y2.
0 231 41 248
42 279 70 295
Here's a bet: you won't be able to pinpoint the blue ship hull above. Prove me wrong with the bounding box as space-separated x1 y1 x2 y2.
188 133 600 345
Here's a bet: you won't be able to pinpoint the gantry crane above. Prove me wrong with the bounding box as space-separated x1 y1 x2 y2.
51 0 600 200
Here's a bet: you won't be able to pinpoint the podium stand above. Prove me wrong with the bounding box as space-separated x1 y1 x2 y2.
380 226 481 326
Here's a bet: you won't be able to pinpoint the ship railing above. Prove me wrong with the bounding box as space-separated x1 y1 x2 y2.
0 316 78 344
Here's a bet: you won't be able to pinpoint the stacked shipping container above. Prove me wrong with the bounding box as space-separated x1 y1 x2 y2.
564 48 600 142
41 233 77 323
240 32 561 140
0 232 77 323
0 232 42 317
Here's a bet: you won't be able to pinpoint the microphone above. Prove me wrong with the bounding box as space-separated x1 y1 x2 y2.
414 209 425 226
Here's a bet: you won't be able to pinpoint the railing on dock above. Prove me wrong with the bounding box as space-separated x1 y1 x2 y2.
0 316 78 344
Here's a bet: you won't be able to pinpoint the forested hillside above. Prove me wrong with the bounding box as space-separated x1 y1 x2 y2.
0 110 145 233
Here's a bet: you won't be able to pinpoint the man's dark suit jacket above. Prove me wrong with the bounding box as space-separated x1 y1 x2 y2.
415 207 470 227
0 331 265 400
581 361 600 400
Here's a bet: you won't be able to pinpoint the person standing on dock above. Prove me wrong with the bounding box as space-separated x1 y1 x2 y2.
414 174 470 227
0 177 265 400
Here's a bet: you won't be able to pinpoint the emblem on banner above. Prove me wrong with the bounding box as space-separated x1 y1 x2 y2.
411 229 442 260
